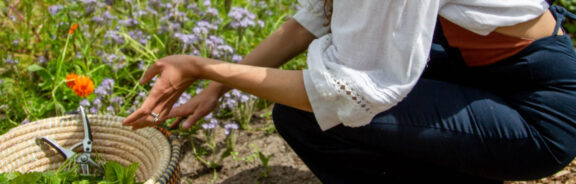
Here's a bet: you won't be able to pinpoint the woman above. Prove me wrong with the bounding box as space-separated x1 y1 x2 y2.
123 0 576 183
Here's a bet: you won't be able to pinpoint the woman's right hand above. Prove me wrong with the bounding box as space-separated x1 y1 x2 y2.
165 85 223 129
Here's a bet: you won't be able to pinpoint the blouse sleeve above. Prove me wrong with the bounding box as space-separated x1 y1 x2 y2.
292 0 331 37
302 0 442 131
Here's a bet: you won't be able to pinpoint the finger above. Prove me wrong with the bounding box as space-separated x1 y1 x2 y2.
167 103 195 119
182 110 204 129
131 120 150 130
123 109 149 126
127 83 185 129
139 62 164 84
158 89 186 122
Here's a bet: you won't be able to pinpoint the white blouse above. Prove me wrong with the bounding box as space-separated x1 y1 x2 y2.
294 0 549 130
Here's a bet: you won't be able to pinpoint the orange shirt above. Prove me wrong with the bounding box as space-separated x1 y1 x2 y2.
439 17 534 67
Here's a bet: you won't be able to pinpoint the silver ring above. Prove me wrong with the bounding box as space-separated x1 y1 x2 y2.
150 112 160 123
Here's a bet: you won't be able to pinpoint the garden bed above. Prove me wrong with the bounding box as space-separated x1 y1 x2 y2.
177 108 576 184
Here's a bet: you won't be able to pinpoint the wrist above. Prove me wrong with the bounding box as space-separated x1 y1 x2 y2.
205 82 230 97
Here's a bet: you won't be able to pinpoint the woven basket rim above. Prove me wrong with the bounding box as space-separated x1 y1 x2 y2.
0 114 180 184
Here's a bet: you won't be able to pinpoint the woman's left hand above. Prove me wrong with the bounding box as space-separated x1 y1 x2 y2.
122 55 200 130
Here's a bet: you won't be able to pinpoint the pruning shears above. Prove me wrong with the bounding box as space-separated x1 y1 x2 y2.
37 106 102 175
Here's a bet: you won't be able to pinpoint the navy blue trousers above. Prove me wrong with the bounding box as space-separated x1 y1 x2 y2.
273 10 576 184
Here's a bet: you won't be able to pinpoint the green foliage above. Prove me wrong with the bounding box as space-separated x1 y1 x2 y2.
0 161 140 184
257 152 275 179
0 0 300 132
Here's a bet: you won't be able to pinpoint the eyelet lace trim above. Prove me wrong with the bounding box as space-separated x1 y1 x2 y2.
332 79 375 115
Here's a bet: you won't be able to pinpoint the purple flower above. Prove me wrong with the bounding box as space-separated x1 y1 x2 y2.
239 94 251 103
12 39 19 45
80 99 91 107
228 7 259 29
91 16 104 23
21 119 30 125
138 60 146 70
138 91 147 98
103 11 116 20
95 78 115 96
106 105 115 113
232 55 243 63
93 97 102 108
206 7 219 16
48 5 64 16
173 93 191 107
195 88 203 95
149 76 157 87
4 55 18 65
0 79 3 84
112 97 123 105
37 56 47 64
78 0 98 5
201 118 219 130
90 107 98 114
132 10 147 18
224 122 239 135
102 53 119 65
222 98 237 109
174 33 198 45
204 112 213 121
231 89 242 97
129 30 150 45
104 30 125 45
203 0 211 7
126 107 137 114
193 21 218 35
119 18 138 27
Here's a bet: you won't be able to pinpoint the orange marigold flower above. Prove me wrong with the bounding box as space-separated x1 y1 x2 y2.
71 75 94 97
66 73 79 88
69 23 79 35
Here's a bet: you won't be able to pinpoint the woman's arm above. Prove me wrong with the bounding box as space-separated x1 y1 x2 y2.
199 57 312 112
122 19 317 129
205 18 317 96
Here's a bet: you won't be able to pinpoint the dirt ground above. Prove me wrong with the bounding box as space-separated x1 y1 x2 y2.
177 110 576 184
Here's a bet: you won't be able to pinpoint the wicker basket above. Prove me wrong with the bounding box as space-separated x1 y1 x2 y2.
0 114 181 184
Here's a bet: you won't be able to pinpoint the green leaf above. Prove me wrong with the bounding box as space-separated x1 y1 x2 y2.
41 171 62 184
2 172 21 181
103 162 121 182
0 173 7 184
28 64 45 72
8 172 42 184
72 180 91 184
123 163 139 184
97 181 115 184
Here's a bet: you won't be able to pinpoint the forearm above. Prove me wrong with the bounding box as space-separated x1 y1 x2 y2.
197 57 312 112
207 18 316 95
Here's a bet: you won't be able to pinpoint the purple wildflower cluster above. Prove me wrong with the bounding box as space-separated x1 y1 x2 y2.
228 7 265 29
83 78 123 114
48 5 64 16
104 30 125 45
223 122 239 135
173 93 192 107
3 55 18 65
126 91 148 114
199 112 239 135
220 89 254 109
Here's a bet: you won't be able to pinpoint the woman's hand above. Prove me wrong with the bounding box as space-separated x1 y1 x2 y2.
165 86 222 129
122 55 200 130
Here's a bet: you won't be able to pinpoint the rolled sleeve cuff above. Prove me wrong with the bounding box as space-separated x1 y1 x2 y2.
303 69 341 131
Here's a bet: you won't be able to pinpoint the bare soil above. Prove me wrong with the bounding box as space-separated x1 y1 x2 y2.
177 109 576 184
